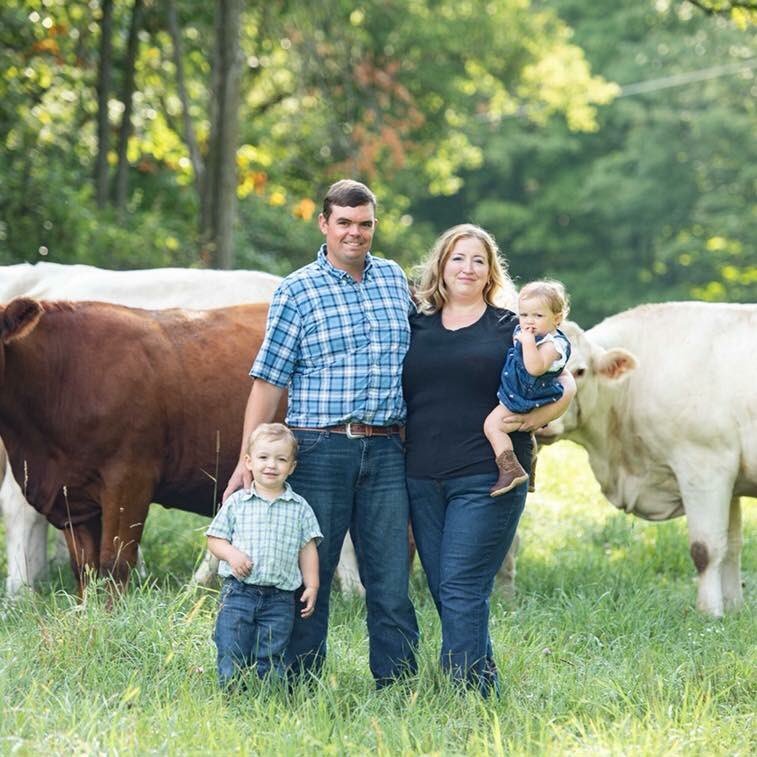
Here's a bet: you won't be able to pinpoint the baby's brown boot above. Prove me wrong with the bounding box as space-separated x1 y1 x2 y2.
490 450 529 497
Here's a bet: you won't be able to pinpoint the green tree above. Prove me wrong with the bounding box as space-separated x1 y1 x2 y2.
423 1 756 324
0 1 624 275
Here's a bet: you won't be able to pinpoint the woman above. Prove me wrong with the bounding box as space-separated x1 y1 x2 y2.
403 224 575 696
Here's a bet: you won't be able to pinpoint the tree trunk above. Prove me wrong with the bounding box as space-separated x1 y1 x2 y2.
201 0 243 269
166 0 204 200
114 0 145 212
95 0 114 208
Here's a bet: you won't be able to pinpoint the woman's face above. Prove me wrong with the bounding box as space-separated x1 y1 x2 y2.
442 237 490 303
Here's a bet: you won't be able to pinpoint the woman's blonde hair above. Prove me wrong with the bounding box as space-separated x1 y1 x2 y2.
518 280 570 320
413 224 517 314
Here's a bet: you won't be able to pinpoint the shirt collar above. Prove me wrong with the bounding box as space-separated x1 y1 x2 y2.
240 481 298 503
315 243 373 281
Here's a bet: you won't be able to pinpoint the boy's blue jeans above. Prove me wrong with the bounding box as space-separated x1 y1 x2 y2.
214 577 294 688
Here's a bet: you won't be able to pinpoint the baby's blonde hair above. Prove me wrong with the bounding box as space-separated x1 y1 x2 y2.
518 280 570 320
246 423 298 460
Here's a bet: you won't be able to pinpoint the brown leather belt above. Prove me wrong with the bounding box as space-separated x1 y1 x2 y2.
290 423 403 439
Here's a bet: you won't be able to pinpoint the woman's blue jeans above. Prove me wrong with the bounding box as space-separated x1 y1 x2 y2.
286 430 419 686
214 578 295 688
407 472 526 697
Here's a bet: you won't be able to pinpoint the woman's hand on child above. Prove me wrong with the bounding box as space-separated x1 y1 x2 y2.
300 585 318 618
500 412 530 431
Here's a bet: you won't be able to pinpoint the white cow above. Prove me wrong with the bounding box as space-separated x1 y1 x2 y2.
0 262 364 596
539 302 756 617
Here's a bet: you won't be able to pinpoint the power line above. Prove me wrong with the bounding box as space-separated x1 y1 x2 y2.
617 58 757 96
483 58 756 122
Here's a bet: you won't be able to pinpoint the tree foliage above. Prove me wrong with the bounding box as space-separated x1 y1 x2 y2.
420 0 756 323
0 1 753 323
0 0 611 269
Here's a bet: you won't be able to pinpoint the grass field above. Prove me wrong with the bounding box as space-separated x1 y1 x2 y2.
1 441 754 755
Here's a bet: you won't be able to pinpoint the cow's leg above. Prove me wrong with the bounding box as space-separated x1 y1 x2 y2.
721 497 743 612
2 461 50 594
98 486 149 589
335 530 365 598
191 550 219 587
496 531 520 598
63 518 101 594
134 545 148 580
52 530 71 565
676 471 734 618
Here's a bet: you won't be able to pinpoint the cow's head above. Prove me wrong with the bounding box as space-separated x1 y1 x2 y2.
538 320 638 442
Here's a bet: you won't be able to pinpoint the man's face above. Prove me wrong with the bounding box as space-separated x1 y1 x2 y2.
318 203 376 276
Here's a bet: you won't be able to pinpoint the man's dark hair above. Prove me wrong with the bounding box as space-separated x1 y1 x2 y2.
322 179 377 219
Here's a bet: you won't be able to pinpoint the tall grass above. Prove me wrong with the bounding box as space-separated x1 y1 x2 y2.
1 442 754 755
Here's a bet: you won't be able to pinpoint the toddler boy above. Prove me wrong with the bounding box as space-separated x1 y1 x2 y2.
206 423 322 688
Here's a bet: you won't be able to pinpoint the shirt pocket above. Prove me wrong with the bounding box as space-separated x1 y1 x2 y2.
368 296 410 353
299 308 359 368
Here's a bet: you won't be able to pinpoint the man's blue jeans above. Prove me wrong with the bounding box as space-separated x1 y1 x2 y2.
407 472 526 697
287 430 419 686
214 578 294 688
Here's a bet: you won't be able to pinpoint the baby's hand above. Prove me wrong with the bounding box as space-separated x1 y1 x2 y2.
515 328 536 343
229 550 253 579
300 585 318 618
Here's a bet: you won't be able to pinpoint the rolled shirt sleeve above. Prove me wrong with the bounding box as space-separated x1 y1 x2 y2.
250 289 302 388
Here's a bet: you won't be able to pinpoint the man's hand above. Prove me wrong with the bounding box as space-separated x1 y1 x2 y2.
222 459 252 502
300 585 318 618
227 548 253 579
222 380 286 502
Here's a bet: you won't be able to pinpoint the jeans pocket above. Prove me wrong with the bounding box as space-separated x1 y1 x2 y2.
219 577 237 604
387 434 406 454
269 589 295 609
293 430 328 456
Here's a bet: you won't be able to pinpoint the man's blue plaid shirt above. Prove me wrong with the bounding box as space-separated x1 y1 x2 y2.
251 245 411 427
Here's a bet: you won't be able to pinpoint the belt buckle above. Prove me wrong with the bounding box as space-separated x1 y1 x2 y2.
345 422 366 439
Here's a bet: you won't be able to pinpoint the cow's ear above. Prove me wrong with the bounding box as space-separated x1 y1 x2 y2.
1 298 44 345
595 347 637 381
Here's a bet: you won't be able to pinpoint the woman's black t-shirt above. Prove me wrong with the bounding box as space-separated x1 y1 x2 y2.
402 305 532 479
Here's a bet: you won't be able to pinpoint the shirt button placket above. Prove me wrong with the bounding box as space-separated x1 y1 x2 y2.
361 283 380 417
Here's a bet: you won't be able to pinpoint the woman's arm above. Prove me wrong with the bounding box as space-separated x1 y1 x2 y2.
499 370 576 432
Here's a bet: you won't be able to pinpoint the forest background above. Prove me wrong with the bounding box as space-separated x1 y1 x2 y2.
1 0 754 326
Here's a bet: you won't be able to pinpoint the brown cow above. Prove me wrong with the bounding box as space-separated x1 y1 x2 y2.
0 297 278 588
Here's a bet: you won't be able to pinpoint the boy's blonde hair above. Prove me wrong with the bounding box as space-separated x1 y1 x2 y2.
518 280 570 320
246 423 298 460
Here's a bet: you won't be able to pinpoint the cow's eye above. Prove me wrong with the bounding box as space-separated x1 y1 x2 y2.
573 367 586 378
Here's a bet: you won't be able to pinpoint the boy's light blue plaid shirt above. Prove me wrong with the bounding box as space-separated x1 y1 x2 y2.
250 245 412 427
206 483 322 591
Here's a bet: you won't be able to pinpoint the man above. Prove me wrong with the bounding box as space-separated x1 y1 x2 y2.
223 179 418 687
